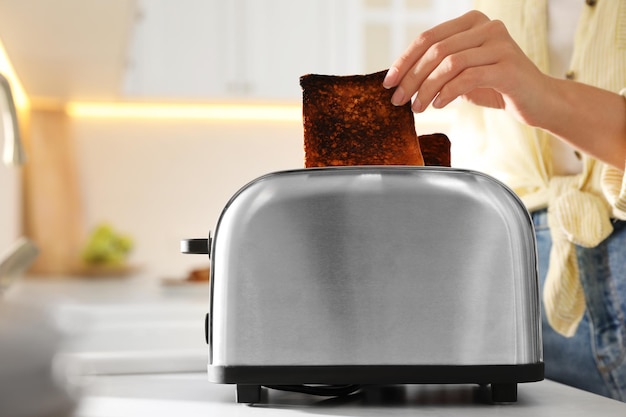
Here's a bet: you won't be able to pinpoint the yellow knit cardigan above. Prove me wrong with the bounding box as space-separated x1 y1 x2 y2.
452 0 626 336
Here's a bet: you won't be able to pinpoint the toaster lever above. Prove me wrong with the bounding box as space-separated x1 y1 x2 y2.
180 235 210 255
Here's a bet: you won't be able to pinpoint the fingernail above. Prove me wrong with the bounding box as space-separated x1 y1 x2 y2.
412 97 422 112
391 86 405 106
383 67 399 89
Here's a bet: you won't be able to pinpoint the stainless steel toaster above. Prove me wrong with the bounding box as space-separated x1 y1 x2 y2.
182 166 543 404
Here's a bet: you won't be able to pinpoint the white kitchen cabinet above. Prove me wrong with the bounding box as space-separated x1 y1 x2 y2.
123 0 358 100
234 0 359 99
122 0 222 99
359 0 473 73
122 0 472 100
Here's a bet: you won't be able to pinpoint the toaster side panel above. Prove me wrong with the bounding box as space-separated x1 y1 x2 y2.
210 167 541 367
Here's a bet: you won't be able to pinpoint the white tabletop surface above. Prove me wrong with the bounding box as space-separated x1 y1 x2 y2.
75 373 626 417
6 276 626 416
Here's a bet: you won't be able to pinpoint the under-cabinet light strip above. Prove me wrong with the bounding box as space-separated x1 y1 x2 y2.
65 101 457 125
66 102 303 121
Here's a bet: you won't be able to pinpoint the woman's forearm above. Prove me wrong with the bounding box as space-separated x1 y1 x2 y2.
538 77 626 170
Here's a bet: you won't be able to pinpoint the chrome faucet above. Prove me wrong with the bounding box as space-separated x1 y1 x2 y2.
0 72 36 294
0 72 25 165
0 237 38 294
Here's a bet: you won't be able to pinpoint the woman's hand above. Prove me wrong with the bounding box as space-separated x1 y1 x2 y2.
382 10 549 127
383 10 626 169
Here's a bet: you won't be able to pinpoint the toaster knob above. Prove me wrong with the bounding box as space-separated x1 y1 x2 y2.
180 234 211 256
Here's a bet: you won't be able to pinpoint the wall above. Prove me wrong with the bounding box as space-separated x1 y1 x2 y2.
70 113 451 279
72 117 304 279
24 109 84 274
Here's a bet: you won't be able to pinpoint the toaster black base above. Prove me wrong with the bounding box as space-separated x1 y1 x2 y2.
208 363 544 404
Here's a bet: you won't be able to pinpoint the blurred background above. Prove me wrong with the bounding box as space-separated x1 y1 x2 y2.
0 1 473 414
0 0 472 278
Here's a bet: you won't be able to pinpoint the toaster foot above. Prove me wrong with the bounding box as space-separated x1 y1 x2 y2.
491 383 517 403
236 384 261 404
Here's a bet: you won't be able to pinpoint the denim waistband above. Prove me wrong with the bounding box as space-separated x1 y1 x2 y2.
531 208 548 229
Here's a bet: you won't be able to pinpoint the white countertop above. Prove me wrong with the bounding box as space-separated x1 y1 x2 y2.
6 274 209 374
75 373 626 417
5 276 626 416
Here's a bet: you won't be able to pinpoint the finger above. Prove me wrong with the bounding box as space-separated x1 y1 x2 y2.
396 25 492 108
433 67 503 110
411 47 499 112
422 22 531 112
383 10 489 89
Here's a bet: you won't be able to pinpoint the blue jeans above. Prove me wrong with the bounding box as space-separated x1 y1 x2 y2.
532 209 626 401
